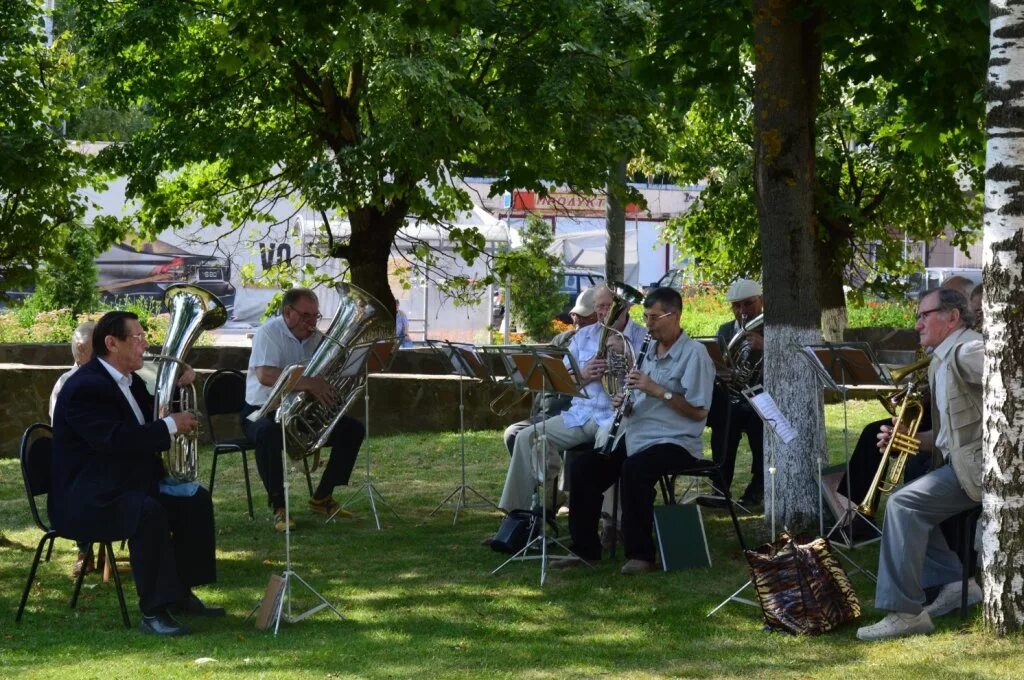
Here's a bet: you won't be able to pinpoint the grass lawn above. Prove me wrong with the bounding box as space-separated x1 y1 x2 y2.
2 401 1021 679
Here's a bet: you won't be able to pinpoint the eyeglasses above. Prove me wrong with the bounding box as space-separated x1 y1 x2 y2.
123 332 147 343
643 311 676 324
915 307 944 322
289 306 322 321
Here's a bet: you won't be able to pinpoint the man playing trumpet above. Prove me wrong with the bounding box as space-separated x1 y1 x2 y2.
857 287 983 641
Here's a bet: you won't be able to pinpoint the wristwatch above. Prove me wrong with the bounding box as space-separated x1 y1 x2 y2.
662 390 673 401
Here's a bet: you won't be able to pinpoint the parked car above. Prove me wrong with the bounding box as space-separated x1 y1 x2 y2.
556 268 606 323
644 267 713 296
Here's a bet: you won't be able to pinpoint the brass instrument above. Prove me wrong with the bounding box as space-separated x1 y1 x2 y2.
271 283 395 461
597 282 645 396
723 313 764 396
855 355 932 517
153 284 228 483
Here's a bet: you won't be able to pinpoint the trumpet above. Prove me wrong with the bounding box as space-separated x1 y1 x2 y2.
856 355 931 517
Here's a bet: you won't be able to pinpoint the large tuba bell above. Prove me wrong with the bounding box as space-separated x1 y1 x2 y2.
154 284 228 483
723 313 764 396
597 282 645 397
273 283 396 460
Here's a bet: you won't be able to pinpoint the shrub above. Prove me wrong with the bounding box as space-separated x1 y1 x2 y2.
494 215 564 342
24 227 101 316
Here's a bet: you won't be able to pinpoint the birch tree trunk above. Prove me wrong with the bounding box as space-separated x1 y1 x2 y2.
982 0 1024 635
753 0 825 531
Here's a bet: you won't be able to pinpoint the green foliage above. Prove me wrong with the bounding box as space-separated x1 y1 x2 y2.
846 298 917 329
493 215 564 342
68 0 658 304
0 295 178 345
0 2 93 294
25 227 101 316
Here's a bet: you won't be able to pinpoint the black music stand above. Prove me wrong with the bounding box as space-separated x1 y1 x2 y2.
334 339 400 529
245 364 345 634
487 345 586 586
426 340 500 523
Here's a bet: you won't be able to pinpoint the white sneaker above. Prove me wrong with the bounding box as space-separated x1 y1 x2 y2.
924 578 983 618
856 612 934 641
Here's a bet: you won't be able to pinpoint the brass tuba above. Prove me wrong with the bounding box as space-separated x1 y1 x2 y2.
723 313 764 396
154 284 228 483
273 283 396 461
855 355 932 517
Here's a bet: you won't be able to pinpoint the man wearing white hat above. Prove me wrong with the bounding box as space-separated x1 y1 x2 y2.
700 278 765 508
500 287 599 454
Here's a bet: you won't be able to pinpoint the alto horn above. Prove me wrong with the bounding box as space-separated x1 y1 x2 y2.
153 284 227 483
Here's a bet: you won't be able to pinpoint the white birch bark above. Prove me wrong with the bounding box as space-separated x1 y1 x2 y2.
982 0 1024 635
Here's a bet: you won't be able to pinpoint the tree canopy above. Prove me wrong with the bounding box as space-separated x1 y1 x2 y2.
69 0 657 308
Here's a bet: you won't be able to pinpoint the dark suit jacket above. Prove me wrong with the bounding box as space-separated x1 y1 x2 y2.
50 357 171 542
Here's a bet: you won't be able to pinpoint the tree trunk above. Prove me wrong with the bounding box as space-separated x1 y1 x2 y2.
817 239 848 342
346 203 406 315
605 156 628 284
753 0 824 532
982 0 1024 635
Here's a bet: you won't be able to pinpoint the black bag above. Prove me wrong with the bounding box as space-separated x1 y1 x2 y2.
490 510 538 554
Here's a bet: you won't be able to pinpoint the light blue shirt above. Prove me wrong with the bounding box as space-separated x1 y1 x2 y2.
561 319 647 430
246 315 320 405
624 330 714 458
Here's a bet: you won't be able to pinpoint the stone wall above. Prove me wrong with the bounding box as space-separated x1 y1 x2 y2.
0 345 528 459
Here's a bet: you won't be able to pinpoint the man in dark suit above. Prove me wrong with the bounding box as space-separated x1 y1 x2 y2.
51 311 222 636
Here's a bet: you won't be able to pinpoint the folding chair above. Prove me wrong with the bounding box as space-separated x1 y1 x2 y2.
204 369 256 518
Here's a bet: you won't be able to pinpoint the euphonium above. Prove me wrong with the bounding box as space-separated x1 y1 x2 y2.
856 355 931 517
597 282 645 396
154 284 228 483
273 283 395 460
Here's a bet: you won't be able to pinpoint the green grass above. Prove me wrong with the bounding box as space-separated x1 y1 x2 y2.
2 402 1021 679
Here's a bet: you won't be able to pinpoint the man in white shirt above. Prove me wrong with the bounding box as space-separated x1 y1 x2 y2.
857 288 983 641
241 288 365 531
490 286 646 523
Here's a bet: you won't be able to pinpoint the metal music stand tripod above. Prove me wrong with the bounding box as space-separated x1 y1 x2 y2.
333 338 400 529
246 364 344 633
488 345 586 586
427 340 500 523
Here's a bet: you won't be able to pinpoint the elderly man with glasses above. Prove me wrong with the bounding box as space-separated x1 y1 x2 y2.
552 287 715 575
51 311 221 636
857 287 983 641
241 287 365 532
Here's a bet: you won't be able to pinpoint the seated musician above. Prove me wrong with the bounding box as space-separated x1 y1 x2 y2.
701 278 764 508
240 287 365 532
857 288 982 641
501 287 599 455
483 285 645 543
552 287 715 574
50 311 221 637
48 320 98 578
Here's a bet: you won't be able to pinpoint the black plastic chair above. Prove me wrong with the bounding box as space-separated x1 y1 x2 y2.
204 369 256 518
15 423 131 627
955 505 983 620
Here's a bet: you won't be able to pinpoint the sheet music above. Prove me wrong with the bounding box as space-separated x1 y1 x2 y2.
747 390 798 444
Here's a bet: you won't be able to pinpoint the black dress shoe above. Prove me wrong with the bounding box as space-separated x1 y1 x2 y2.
696 494 729 509
172 592 226 617
140 611 190 636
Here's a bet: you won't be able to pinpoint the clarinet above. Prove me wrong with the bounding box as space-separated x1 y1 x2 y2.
599 333 654 455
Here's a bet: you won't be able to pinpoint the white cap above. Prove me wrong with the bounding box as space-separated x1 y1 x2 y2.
570 287 597 316
726 278 763 302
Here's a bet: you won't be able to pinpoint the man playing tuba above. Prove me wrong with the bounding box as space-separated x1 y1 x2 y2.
700 278 765 508
240 288 366 532
51 311 221 637
857 287 983 641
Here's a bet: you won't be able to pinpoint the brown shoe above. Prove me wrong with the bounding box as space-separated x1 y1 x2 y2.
620 559 657 575
72 550 94 578
309 496 353 518
480 535 496 546
550 556 593 570
273 508 296 532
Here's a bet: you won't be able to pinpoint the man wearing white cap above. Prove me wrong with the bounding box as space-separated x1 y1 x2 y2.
500 287 599 454
701 278 765 508
484 285 646 544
